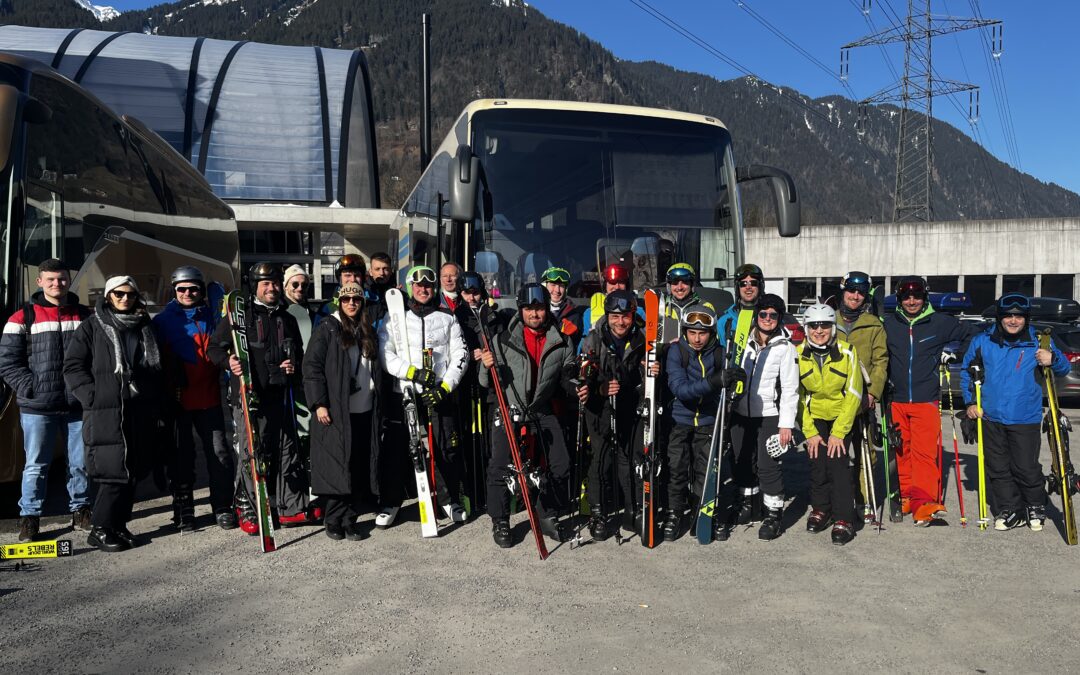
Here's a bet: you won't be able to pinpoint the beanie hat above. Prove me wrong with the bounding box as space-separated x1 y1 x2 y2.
283 264 307 287
104 275 139 296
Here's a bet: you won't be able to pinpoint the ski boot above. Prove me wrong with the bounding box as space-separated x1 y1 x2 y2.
216 511 238 530
539 515 565 542
588 512 611 542
806 509 832 534
662 512 681 542
712 515 730 542
172 489 196 532
758 506 784 541
1027 505 1046 532
735 492 762 525
994 510 1026 531
492 518 513 548
831 520 855 546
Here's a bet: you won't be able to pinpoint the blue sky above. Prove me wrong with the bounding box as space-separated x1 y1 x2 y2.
102 0 1078 194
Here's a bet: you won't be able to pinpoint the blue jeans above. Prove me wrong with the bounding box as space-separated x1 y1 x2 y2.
19 412 89 517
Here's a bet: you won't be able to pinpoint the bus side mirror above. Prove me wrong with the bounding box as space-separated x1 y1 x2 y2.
736 164 800 237
448 144 479 223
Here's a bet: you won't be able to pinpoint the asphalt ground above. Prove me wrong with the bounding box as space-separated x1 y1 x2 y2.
2 409 1079 673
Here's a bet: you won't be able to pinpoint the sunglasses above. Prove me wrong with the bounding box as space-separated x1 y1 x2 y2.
541 268 570 284
175 286 201 295
738 279 760 288
110 290 137 299
339 296 363 305
757 310 779 320
807 322 832 330
288 281 305 289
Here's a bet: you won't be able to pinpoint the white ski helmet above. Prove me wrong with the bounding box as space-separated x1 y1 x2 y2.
802 303 836 348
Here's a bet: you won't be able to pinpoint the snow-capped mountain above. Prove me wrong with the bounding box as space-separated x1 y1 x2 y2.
73 0 121 21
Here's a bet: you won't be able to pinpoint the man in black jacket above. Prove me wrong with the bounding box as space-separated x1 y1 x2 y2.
479 283 576 548
208 262 311 533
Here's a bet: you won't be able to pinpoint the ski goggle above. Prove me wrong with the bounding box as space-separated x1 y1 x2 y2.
842 272 871 293
461 275 485 292
541 267 570 284
998 293 1030 314
683 311 716 329
604 294 637 315
518 285 548 307
896 280 927 299
407 267 437 285
666 266 695 284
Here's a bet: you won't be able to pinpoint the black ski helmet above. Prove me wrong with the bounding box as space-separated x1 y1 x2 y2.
604 289 638 315
895 276 929 300
334 254 367 280
461 271 487 297
734 263 764 283
517 283 550 308
841 271 872 295
996 293 1031 318
247 262 282 284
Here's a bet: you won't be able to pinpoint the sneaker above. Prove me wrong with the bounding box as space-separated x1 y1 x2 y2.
325 522 346 540
831 520 855 546
995 510 1026 531
806 509 832 534
87 527 129 553
216 511 239 530
1027 506 1045 532
18 516 40 542
913 502 947 526
278 511 311 527
442 503 467 523
71 507 92 532
492 518 513 548
375 506 400 529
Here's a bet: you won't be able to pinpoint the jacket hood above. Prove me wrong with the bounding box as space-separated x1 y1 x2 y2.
895 301 935 325
31 290 82 307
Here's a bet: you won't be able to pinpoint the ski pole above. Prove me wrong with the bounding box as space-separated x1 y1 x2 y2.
971 362 989 530
943 368 967 527
937 365 946 505
569 353 592 549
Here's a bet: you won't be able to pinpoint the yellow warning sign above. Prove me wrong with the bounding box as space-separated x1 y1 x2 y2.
1 539 73 559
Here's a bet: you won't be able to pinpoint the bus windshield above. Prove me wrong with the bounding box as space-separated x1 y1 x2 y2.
468 108 740 301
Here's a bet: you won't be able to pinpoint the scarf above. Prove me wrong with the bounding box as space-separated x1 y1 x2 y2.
95 307 160 389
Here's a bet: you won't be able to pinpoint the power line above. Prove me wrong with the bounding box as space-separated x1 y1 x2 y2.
626 0 832 122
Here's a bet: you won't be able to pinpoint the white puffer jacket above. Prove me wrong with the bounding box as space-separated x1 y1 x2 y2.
378 305 468 393
733 329 799 429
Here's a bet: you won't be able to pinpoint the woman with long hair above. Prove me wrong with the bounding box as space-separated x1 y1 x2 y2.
303 282 382 540
64 276 165 552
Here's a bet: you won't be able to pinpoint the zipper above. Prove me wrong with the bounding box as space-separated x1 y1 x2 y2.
907 325 914 403
694 352 706 425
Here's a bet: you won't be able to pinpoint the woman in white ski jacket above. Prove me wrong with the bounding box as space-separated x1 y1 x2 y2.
728 293 800 541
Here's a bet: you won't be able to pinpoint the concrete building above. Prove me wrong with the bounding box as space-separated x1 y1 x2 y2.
746 217 1080 312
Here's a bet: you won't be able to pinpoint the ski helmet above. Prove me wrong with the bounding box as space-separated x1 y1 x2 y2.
461 271 487 297
335 254 367 279
895 276 928 300
604 289 637 315
170 265 204 287
603 264 630 287
247 262 282 284
841 271 872 295
665 262 696 285
996 293 1031 317
734 263 764 283
802 303 836 347
405 266 437 299
517 283 550 309
680 304 717 333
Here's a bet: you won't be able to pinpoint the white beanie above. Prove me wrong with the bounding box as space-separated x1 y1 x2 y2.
283 264 307 286
104 275 139 296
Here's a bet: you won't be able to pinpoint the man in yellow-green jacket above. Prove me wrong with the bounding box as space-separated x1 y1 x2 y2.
798 303 863 546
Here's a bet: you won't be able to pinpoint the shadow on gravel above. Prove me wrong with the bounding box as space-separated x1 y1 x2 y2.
276 528 325 550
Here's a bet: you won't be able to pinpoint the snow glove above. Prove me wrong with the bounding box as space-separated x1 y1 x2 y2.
420 382 451 408
407 365 438 389
708 367 747 396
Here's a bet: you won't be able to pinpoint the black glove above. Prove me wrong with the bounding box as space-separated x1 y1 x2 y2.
960 414 977 445
408 366 438 389
420 384 447 408
709 367 746 393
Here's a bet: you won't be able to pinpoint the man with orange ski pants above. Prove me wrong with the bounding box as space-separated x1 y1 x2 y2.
882 277 974 525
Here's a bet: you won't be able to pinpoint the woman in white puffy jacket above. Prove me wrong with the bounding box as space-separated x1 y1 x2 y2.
727 293 800 541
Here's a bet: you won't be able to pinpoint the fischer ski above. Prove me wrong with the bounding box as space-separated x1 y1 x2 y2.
697 343 739 544
225 290 276 553
639 289 663 548
1039 329 1077 545
385 288 439 538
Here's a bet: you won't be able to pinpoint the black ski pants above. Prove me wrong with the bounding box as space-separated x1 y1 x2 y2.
170 406 235 514
233 387 308 518
730 414 783 497
91 480 136 529
809 419 856 524
982 420 1045 514
486 412 570 520
584 403 641 519
667 423 712 517
381 391 462 508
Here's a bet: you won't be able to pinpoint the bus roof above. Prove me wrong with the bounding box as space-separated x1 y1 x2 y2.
460 99 728 129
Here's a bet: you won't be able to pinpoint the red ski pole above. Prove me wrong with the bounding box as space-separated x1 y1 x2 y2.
944 368 967 526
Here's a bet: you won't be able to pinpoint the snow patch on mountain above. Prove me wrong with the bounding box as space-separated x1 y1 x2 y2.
73 0 120 21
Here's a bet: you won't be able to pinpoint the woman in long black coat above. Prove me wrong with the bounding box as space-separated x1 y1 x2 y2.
64 276 165 552
303 282 383 541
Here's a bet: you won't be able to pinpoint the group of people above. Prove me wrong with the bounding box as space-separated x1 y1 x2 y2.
4 253 1069 552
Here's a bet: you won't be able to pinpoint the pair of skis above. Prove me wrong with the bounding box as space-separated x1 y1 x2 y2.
1039 330 1078 546
639 290 665 548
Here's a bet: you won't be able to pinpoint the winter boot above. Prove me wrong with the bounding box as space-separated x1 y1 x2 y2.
492 518 513 548
18 516 40 542
172 490 196 532
806 509 832 533
662 512 681 542
831 520 855 546
758 506 784 541
1027 505 1046 532
712 516 730 542
995 510 1026 531
588 512 611 542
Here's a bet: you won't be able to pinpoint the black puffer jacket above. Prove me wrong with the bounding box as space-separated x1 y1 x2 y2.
302 314 386 497
63 299 165 483
0 291 90 414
